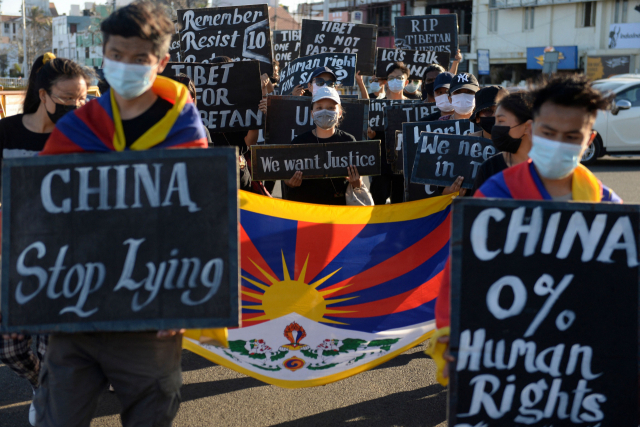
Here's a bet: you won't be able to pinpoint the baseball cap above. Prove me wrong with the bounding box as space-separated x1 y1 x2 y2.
312 86 341 105
449 73 480 95
308 66 337 84
434 72 454 91
475 86 510 113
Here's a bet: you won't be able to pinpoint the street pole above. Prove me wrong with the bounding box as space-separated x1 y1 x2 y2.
22 0 28 79
323 0 329 20
274 0 278 31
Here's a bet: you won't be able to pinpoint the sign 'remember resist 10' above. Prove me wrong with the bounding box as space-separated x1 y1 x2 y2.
394 14 458 55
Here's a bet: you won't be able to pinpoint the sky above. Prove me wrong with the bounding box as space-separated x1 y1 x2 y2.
3 0 306 17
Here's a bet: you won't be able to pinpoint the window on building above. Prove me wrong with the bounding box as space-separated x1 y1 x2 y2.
53 48 57 55
524 7 535 30
12 23 16 33
4 23 10 34
614 0 628 23
70 24 77 34
85 47 90 58
488 9 498 33
579 2 596 27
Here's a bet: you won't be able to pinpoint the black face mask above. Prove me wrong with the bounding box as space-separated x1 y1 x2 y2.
47 101 77 124
491 124 523 154
424 82 435 98
479 116 495 134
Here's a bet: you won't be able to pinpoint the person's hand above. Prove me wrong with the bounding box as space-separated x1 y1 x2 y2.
258 98 267 115
437 335 456 379
292 84 304 96
355 70 364 85
442 176 466 196
347 165 362 188
454 49 463 62
157 329 185 338
1 314 25 340
367 127 376 139
261 73 274 95
284 171 303 187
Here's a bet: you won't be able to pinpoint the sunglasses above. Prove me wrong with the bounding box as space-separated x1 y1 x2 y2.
313 77 337 88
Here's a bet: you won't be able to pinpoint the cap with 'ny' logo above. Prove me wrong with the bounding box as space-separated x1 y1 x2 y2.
449 72 480 95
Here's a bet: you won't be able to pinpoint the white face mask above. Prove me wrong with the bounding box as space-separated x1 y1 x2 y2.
435 94 454 112
369 82 381 93
528 135 586 179
405 82 420 93
103 57 157 100
451 93 476 115
387 79 405 93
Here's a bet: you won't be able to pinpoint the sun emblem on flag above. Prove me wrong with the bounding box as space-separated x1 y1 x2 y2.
241 252 357 324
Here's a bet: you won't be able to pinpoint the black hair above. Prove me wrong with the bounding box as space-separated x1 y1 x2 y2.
532 74 611 119
385 62 410 79
425 64 445 75
178 73 197 107
497 92 533 124
23 54 94 114
209 56 232 64
101 1 174 58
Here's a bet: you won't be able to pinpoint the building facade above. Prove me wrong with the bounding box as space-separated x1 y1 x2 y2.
51 5 111 67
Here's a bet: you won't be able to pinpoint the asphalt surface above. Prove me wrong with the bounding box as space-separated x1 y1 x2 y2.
1 156 638 427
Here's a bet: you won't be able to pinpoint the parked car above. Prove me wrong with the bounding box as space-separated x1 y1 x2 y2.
583 75 640 164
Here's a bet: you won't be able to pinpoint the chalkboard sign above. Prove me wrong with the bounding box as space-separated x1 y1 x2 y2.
300 19 377 75
265 96 369 143
162 61 263 132
178 5 273 76
383 103 438 164
273 30 300 69
375 48 450 79
411 133 494 189
394 14 458 55
169 33 182 62
279 52 357 95
449 198 639 425
369 99 421 132
250 140 381 180
1 149 240 334
402 120 477 201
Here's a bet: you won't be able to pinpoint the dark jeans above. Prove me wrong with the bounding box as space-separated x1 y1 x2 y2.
370 174 405 205
35 332 182 427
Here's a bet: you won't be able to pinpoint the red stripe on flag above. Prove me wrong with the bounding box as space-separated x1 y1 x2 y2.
503 161 543 200
40 129 85 155
240 224 279 286
74 101 115 150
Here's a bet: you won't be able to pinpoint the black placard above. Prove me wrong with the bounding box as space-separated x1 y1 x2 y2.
1 149 240 334
449 198 639 425
411 132 494 189
383 103 438 164
368 99 421 132
394 14 458 54
250 141 381 180
169 33 182 62
375 48 450 79
178 5 273 76
279 53 357 95
299 19 377 75
265 96 369 143
162 61 263 132
273 30 301 69
402 120 477 201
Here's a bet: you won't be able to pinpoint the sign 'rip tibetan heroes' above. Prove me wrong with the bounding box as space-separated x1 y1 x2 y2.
1 149 240 334
394 14 458 54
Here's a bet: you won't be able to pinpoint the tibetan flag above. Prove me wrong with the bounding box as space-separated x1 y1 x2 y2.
183 191 453 388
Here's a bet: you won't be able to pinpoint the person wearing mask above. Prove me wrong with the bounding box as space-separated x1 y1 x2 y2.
420 72 454 121
282 86 364 205
0 52 91 427
438 72 480 121
421 49 463 102
403 79 422 100
37 3 208 426
470 85 509 139
368 76 387 99
427 74 621 387
366 62 410 204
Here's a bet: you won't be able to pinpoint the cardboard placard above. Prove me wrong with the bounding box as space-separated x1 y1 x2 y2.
394 14 458 55
402 120 477 201
300 19 377 75
264 96 369 143
383 103 438 164
449 198 639 425
178 5 273 76
162 61 263 132
411 132 495 189
279 52 357 95
1 149 240 334
250 140 381 180
375 48 450 79
169 33 182 62
273 30 301 69
368 99 421 132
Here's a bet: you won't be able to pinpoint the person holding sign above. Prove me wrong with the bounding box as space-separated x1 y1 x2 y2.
421 49 462 102
421 72 454 121
438 72 479 121
368 76 386 99
282 86 367 205
427 74 621 386
36 3 207 426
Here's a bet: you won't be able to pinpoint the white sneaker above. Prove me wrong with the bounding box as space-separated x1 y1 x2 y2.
29 391 36 426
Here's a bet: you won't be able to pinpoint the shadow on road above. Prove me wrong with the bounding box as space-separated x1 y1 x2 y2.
589 157 640 172
273 383 447 427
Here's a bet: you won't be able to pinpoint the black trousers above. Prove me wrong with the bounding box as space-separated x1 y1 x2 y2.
370 174 405 205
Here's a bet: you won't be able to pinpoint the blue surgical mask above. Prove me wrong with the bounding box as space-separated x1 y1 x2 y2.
528 135 585 179
387 79 405 93
405 82 420 93
103 57 156 100
369 82 381 93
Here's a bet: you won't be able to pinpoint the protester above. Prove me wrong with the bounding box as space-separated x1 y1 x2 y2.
427 74 621 387
438 72 480 121
282 86 367 205
366 62 410 204
403 78 422 100
368 76 386 99
0 52 91 427
470 85 509 139
420 72 453 121
37 3 207 426
421 49 462 102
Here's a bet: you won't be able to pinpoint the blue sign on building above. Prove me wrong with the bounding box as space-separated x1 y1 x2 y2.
526 46 578 70
477 49 490 75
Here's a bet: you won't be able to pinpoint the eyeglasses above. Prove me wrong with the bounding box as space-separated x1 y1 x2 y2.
49 92 87 107
387 76 406 82
313 77 337 88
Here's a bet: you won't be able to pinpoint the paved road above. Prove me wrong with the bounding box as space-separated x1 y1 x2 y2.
1 157 638 427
